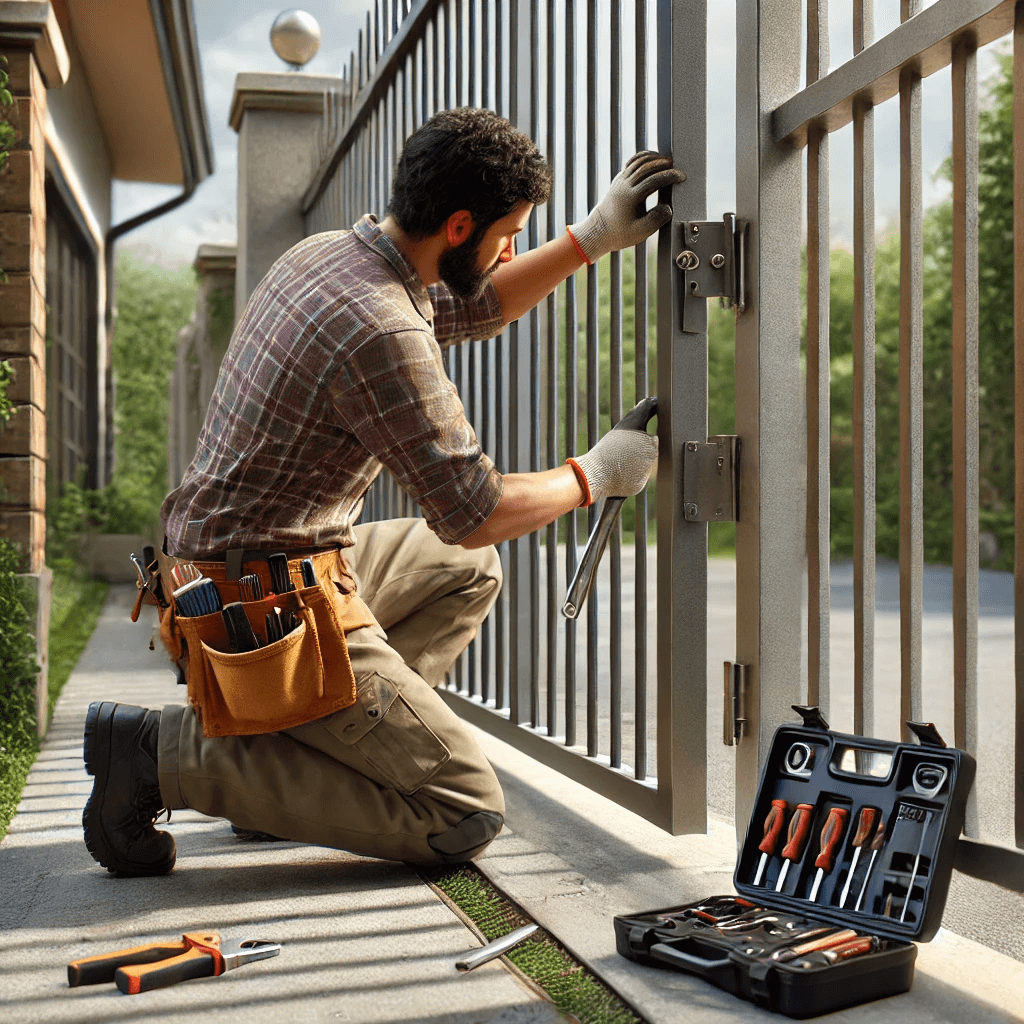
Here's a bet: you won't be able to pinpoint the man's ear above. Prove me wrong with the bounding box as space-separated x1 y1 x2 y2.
445 210 475 247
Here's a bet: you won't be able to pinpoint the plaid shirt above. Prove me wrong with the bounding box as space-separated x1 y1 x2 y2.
161 216 505 556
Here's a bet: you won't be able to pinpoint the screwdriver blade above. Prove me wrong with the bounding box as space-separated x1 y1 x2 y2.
753 852 769 887
839 846 863 909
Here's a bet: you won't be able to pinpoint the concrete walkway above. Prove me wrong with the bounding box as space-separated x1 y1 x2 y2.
4 582 1023 1023
0 586 569 1024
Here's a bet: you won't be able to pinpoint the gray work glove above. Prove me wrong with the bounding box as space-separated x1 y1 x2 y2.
568 151 686 264
569 428 659 507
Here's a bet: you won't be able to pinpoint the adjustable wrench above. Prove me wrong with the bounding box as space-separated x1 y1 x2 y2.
562 397 658 619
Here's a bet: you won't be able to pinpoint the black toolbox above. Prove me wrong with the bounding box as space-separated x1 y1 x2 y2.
614 706 976 1017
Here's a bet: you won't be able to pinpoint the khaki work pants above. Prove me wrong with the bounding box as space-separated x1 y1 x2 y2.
157 518 505 865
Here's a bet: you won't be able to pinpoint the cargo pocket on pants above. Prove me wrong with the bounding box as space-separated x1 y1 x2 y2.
325 673 451 794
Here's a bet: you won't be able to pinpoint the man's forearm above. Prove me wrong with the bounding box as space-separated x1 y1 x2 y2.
490 232 586 326
460 465 584 549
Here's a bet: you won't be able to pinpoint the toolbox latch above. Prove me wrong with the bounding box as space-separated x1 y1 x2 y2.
906 721 948 748
791 704 831 732
723 662 748 746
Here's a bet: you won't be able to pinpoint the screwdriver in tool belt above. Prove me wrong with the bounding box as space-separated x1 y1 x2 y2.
808 806 849 902
775 803 814 893
839 807 878 908
752 799 788 886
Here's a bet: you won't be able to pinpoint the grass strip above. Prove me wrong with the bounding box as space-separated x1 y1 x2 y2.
424 864 644 1024
0 567 108 841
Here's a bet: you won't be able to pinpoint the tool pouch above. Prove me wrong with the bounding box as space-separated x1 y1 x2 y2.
158 550 376 737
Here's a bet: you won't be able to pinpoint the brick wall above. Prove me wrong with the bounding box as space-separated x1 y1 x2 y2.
0 46 47 573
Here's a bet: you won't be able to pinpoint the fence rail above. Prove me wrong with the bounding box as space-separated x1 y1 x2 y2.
788 0 1024 889
302 0 709 834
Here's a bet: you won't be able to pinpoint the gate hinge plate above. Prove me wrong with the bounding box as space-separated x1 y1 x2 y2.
723 661 748 746
676 213 748 333
682 435 739 522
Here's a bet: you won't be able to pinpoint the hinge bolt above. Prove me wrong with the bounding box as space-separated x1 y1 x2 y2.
711 253 725 269
690 223 700 237
686 503 699 518
686 441 698 452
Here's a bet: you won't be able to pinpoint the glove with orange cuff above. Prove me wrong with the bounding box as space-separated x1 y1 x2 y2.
567 150 686 264
567 429 659 507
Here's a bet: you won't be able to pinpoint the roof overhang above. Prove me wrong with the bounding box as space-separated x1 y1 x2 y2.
61 0 213 188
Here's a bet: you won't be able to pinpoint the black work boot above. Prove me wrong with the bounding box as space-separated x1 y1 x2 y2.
82 701 176 876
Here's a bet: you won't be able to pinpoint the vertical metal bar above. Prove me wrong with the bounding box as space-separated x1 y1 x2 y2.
545 0 558 737
733 0 804 830
585 0 600 759
481 333 493 704
456 0 464 104
951 33 979 833
507 0 532 726
482 0 491 107
445 0 452 109
899 0 924 734
852 0 876 737
496 337 508 711
469 0 477 107
1015 0 1024 851
529 0 541 728
564 0 579 749
657 0 710 831
634 0 649 780
608 0 623 768
468 338 478 697
806 1 830 715
432 9 440 114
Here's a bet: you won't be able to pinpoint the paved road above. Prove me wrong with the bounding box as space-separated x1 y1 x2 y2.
454 550 1016 847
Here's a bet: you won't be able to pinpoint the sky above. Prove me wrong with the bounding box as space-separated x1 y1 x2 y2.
112 1 1006 268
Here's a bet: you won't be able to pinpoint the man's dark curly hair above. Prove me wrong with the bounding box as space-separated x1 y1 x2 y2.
388 108 552 238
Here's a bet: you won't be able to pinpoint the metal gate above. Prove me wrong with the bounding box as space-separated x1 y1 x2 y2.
303 0 710 834
741 0 1024 894
299 0 1024 898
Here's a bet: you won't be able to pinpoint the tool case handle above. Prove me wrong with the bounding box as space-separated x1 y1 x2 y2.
649 942 733 983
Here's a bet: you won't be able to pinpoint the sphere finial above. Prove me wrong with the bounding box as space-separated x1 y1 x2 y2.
270 10 322 70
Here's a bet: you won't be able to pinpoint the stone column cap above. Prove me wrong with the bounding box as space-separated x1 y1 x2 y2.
229 71 344 132
195 242 236 274
0 0 69 87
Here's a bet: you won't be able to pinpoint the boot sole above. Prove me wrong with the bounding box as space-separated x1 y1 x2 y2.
83 701 175 877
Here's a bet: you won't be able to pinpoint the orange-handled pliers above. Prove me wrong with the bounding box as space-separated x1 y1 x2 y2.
67 931 281 994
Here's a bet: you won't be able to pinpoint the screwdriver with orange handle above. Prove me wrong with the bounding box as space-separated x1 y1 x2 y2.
808 806 849 902
838 806 879 908
752 799 788 886
774 802 815 893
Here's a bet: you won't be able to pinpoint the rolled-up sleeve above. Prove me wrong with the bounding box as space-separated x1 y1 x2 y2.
429 279 504 346
327 328 503 544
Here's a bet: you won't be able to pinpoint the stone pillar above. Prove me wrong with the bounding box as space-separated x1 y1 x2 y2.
0 2 69 734
229 72 341 319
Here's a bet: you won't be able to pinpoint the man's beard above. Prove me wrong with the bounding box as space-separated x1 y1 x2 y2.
438 223 499 300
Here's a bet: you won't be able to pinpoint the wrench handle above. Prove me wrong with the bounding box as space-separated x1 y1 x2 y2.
562 397 658 620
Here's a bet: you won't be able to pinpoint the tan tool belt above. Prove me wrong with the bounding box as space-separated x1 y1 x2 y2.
155 548 377 738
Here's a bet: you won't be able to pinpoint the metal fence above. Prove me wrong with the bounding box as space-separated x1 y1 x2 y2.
302 0 709 833
767 0 1024 888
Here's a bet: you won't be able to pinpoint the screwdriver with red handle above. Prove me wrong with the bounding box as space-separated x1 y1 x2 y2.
808 806 849 902
774 803 815 893
752 799 788 886
838 806 879 908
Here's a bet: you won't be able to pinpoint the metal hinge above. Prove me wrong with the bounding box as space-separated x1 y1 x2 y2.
676 213 748 333
682 435 740 522
723 661 748 746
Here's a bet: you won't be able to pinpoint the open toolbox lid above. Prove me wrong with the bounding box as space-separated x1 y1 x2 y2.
734 706 976 944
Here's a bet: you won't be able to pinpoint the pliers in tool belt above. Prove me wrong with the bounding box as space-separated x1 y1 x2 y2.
67 931 281 994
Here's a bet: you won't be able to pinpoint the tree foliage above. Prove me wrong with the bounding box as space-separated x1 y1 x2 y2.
47 254 195 557
830 52 1016 568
